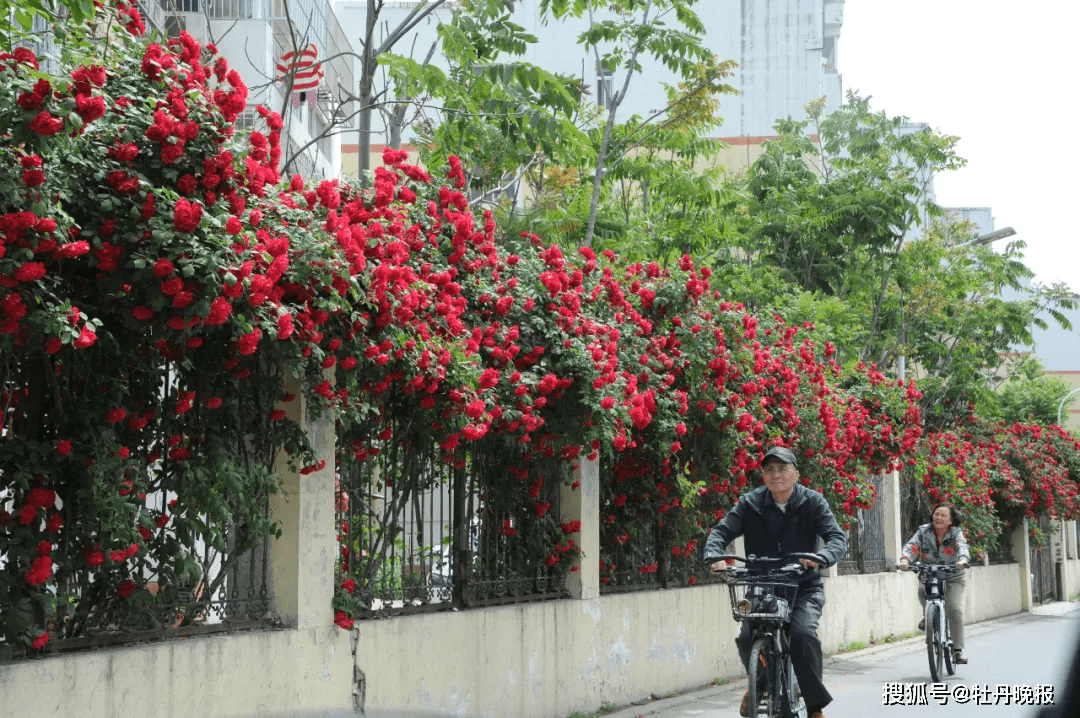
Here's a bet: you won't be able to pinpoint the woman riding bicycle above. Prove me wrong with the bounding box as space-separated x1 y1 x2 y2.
704 446 848 718
897 503 970 664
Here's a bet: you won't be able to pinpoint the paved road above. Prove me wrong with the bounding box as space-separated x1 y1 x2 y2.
604 601 1080 718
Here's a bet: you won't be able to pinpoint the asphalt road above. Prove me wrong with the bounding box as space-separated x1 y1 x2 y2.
605 601 1080 718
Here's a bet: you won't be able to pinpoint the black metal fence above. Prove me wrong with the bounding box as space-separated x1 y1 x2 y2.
598 520 710 593
0 497 275 660
336 443 571 618
837 474 889 575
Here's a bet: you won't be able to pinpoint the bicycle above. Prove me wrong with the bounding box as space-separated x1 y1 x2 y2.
712 553 821 718
900 560 962 681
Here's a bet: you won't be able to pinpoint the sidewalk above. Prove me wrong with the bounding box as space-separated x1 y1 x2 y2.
598 600 1080 718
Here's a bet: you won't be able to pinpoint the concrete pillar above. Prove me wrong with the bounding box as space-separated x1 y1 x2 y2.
881 470 904 568
1051 520 1065 564
561 456 599 599
1011 518 1034 612
1065 520 1078 560
268 370 337 629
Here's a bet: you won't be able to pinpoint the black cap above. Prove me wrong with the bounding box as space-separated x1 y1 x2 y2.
762 446 798 467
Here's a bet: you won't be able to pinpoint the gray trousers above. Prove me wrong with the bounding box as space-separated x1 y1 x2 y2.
918 577 965 651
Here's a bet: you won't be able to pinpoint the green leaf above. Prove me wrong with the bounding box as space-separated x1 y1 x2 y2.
15 9 34 31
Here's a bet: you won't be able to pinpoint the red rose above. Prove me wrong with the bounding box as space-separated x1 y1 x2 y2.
57 440 71 456
72 325 97 349
59 241 90 258
133 306 154 320
160 143 185 164
172 198 203 233
31 632 49 650
13 262 46 283
21 169 45 187
16 90 44 110
13 46 39 68
75 94 106 124
334 611 354 630
153 258 175 277
28 111 64 135
117 580 136 599
276 312 294 339
25 555 53 585
237 328 261 355
159 277 184 296
106 408 127 423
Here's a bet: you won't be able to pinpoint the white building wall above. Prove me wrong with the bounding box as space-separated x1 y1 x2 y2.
164 5 346 180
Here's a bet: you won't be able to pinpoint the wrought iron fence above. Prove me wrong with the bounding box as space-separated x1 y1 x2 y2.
0 491 275 659
0 361 281 658
837 474 889 575
598 521 710 593
336 442 571 618
600 521 663 593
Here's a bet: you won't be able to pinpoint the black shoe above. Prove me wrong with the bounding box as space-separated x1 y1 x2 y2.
918 618 925 631
954 649 968 664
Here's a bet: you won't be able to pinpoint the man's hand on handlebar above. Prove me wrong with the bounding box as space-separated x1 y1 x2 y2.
799 556 821 570
897 559 909 571
706 556 739 583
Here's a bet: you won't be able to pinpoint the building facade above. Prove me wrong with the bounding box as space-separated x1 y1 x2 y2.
145 0 354 179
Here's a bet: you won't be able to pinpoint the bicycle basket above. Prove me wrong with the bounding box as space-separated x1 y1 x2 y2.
727 578 799 623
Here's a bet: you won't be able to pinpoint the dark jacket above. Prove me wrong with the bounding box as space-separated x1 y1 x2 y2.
702 482 848 587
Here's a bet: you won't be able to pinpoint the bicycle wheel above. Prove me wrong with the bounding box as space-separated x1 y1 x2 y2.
925 603 942 682
748 636 776 717
781 651 806 718
943 613 955 676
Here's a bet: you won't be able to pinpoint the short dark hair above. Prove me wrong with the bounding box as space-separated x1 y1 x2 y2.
933 503 962 527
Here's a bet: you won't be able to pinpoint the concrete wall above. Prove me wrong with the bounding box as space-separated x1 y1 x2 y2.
357 563 1025 718
0 628 354 718
0 549 1032 718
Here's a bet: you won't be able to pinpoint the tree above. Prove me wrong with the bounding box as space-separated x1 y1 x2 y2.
540 0 711 247
714 94 1075 431
978 356 1075 427
387 1 588 209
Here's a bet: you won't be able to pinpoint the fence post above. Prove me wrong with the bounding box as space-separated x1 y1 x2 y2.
561 456 599 599
268 370 337 629
881 470 904 568
1011 518 1034 612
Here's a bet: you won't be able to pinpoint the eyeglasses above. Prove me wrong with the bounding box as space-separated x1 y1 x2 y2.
762 466 796 475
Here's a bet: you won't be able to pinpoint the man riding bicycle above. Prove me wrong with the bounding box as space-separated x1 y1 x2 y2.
704 446 848 718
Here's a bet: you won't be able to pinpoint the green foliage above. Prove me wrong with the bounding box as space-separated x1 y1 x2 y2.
979 356 1074 426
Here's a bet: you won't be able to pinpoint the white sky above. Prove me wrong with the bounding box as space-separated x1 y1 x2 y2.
839 1 1080 291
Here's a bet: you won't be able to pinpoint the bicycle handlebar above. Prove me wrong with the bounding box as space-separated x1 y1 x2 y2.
706 552 824 576
898 560 965 578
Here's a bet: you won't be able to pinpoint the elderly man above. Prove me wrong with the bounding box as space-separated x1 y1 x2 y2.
703 446 848 718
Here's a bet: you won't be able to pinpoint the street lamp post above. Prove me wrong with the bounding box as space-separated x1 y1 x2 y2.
953 226 1016 249
1058 387 1080 427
